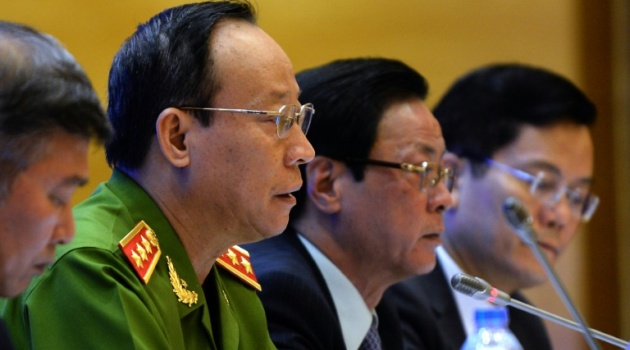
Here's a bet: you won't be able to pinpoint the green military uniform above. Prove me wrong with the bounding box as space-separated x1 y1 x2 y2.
0 170 276 350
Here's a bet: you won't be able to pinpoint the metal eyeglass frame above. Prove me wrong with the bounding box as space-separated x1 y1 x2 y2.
485 158 599 222
179 103 314 139
344 158 455 192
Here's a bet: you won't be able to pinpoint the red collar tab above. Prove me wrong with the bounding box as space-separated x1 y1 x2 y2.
216 245 261 291
118 220 161 284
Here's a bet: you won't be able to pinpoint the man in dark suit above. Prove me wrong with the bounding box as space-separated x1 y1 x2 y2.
387 63 599 350
246 58 454 349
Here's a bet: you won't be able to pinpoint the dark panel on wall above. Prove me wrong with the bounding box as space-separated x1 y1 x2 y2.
578 0 620 349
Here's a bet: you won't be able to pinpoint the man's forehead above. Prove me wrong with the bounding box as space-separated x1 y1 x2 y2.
372 128 446 160
211 19 272 58
210 20 296 108
379 104 445 140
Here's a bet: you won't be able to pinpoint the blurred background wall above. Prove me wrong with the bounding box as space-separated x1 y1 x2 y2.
2 1 627 349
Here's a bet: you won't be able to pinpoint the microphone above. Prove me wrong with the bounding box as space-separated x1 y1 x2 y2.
502 197 601 350
502 196 535 244
451 273 628 349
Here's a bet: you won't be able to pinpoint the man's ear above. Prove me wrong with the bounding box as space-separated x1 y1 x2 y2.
155 107 193 168
442 152 464 208
304 156 345 214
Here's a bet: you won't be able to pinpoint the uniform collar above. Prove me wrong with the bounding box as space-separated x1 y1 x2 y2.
109 169 211 324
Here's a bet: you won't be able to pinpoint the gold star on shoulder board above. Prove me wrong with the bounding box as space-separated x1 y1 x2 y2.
227 248 239 265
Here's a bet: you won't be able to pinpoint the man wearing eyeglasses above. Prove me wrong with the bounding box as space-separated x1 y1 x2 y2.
244 58 454 350
0 1 314 349
387 63 597 350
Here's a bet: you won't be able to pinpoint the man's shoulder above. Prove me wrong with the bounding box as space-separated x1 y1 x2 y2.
240 237 325 300
216 241 320 296
70 175 166 258
70 179 133 250
245 231 312 276
27 218 170 306
244 230 299 254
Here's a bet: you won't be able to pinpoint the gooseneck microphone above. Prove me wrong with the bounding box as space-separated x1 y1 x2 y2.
502 197 601 350
451 273 628 349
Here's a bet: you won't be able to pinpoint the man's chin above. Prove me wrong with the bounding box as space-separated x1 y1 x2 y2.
0 279 26 299
519 269 549 289
252 220 288 242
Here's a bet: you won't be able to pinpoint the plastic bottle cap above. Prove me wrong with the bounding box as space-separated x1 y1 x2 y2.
474 307 508 328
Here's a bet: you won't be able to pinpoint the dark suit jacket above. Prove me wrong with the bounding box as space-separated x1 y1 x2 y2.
385 261 553 350
0 318 14 350
245 229 403 350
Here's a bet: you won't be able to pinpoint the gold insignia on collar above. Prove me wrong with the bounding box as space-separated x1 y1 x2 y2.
167 256 198 307
216 245 261 291
118 221 161 284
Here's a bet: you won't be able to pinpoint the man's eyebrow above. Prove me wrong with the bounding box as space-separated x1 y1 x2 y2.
269 88 301 104
414 142 439 158
59 175 89 188
522 161 594 184
520 161 563 177
269 89 290 101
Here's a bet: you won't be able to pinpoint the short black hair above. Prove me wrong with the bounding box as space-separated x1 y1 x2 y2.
0 21 110 198
434 63 596 166
105 0 256 170
292 57 429 219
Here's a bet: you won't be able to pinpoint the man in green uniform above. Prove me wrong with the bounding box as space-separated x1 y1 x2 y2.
0 1 315 349
0 20 110 349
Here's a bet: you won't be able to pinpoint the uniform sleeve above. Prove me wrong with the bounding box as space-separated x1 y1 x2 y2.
17 248 178 350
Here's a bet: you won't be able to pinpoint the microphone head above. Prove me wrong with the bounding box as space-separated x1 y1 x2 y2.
450 273 490 300
503 197 535 243
451 273 512 306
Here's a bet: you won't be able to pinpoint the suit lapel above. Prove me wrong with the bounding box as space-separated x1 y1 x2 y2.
283 229 340 319
376 295 404 349
418 262 467 349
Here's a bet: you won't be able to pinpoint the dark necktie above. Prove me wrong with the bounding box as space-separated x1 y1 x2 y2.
359 316 382 350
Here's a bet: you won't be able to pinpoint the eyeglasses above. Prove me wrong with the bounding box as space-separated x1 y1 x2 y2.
485 158 599 222
179 103 314 139
344 158 455 192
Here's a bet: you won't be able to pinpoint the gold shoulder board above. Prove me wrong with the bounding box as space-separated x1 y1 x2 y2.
216 245 261 291
118 220 161 284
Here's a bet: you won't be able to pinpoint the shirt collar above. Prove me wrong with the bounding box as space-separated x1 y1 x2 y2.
298 234 373 350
